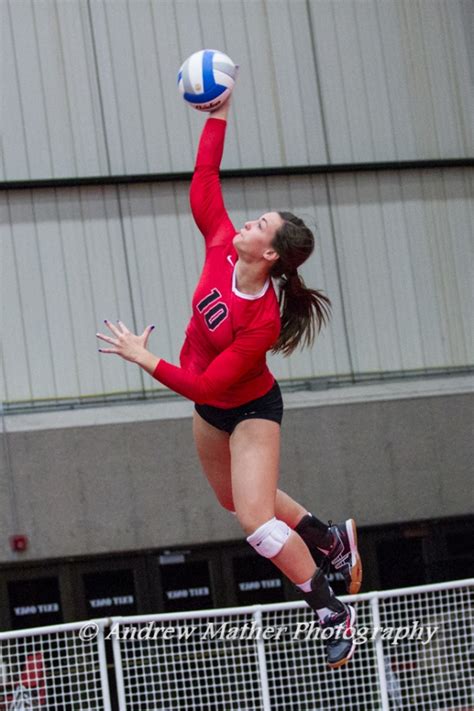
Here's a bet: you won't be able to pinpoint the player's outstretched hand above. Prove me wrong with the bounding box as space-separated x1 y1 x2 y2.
97 319 155 363
209 93 232 119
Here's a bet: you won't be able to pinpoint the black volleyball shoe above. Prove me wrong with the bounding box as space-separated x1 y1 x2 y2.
320 603 357 669
326 519 362 595
296 568 357 669
295 515 362 594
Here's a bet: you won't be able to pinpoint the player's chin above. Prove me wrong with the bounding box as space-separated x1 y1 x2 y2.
233 233 243 246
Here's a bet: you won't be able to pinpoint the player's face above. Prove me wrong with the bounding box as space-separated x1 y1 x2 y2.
233 211 283 261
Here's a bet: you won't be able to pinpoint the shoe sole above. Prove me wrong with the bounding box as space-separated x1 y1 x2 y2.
328 604 357 669
346 519 363 595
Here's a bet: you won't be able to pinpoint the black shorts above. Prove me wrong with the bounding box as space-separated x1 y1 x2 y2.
194 380 283 435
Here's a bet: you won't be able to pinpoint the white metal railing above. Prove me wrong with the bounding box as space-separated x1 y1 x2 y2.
1 579 472 710
0 619 111 710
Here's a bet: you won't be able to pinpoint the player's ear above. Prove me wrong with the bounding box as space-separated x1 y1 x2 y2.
263 247 279 263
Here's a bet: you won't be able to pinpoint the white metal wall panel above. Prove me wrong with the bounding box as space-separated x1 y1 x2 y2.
88 0 162 175
89 0 327 175
443 169 474 357
248 0 328 166
1 174 350 404
2 169 471 406
3 0 472 182
310 0 473 162
329 168 473 374
2 209 32 402
3 0 108 181
1 188 142 405
2 2 29 181
118 182 198 370
5 1 53 180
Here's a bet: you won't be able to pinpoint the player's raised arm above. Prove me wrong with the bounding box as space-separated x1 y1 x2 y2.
189 99 235 247
177 50 238 247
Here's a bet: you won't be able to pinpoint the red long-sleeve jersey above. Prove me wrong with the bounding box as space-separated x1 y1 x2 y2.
152 118 281 407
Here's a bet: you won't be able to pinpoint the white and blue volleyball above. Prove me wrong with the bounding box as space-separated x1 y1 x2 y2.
177 49 237 112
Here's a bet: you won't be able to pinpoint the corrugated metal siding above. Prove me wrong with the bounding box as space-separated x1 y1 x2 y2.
2 168 472 405
88 0 328 174
2 0 108 181
329 168 473 374
2 188 143 404
310 0 474 163
3 0 472 182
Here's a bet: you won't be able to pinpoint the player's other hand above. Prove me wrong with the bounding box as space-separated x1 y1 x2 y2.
96 320 155 363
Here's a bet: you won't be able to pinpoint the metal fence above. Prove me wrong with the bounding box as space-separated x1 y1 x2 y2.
1 579 472 710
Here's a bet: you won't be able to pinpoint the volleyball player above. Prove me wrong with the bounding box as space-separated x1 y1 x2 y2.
97 96 362 668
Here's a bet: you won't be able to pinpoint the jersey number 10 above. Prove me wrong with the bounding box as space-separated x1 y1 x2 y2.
197 289 229 331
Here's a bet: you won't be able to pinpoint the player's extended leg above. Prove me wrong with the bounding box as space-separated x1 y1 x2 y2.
193 412 315 583
229 418 314 583
229 418 356 668
192 410 234 511
193 411 362 593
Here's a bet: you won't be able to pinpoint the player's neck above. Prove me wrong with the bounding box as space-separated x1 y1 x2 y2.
234 259 269 295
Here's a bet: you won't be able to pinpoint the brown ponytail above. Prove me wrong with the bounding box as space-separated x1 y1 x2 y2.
270 212 331 357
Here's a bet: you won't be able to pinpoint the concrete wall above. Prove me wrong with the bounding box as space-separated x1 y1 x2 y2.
1 389 472 563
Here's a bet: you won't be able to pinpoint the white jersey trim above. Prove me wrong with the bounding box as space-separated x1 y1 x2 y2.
232 265 271 300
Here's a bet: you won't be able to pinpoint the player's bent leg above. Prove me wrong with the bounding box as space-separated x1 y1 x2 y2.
296 514 363 594
230 419 356 667
297 567 357 668
229 418 281 531
246 515 356 668
274 491 363 594
192 410 235 511
274 489 310 528
230 419 315 581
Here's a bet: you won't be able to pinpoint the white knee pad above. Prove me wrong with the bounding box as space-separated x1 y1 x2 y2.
246 517 291 559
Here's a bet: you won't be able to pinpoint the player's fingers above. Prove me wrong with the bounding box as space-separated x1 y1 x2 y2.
104 319 121 336
141 324 155 348
117 320 131 334
96 332 118 345
141 324 155 337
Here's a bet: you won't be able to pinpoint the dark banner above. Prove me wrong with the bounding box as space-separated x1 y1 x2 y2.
8 577 63 630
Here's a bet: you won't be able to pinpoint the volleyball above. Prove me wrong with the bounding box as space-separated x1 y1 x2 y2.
177 49 237 112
